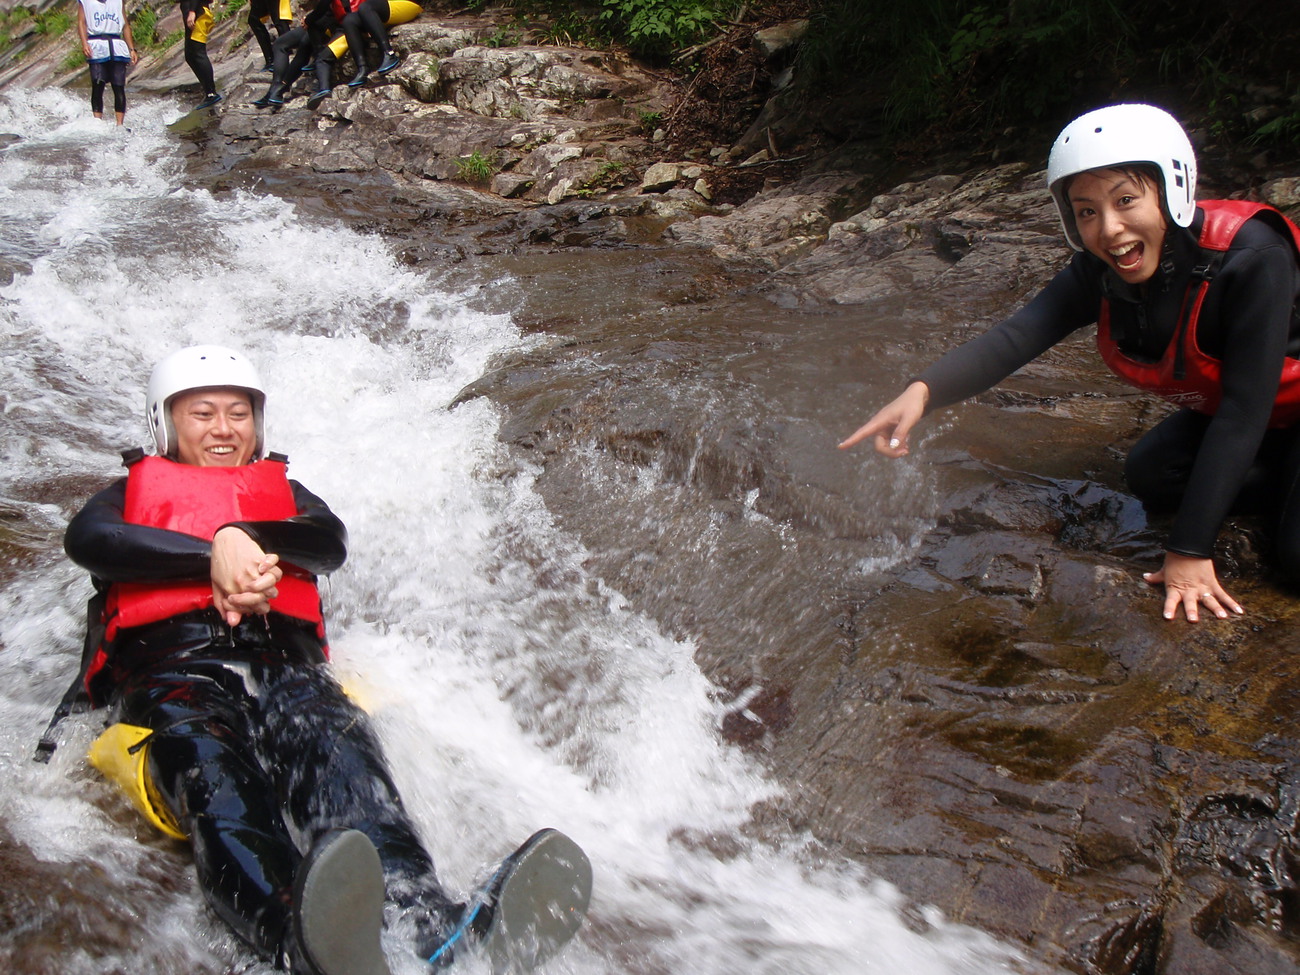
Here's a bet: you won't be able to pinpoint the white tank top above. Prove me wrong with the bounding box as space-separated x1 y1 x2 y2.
79 0 129 61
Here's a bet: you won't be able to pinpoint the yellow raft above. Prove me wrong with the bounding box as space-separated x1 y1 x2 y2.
327 0 421 59
89 723 187 840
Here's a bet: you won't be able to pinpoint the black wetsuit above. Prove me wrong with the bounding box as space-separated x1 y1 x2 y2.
340 0 391 76
268 21 334 96
177 0 216 97
914 208 1300 570
248 0 290 67
64 476 458 965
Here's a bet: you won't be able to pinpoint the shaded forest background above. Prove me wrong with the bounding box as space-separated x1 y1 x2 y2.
2 0 1297 173
454 0 1300 171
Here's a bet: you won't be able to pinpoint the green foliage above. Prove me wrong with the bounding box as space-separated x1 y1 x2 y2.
455 150 497 183
799 0 1128 137
598 0 719 57
61 46 85 70
1251 111 1300 149
0 9 33 48
517 1 610 45
34 8 73 36
794 0 1298 146
0 9 26 48
215 0 248 24
484 22 526 47
130 5 159 48
576 159 630 196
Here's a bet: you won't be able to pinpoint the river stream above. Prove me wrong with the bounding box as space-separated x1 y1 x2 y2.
0 88 1046 975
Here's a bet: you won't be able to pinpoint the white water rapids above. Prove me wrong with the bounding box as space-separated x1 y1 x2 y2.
0 89 1045 975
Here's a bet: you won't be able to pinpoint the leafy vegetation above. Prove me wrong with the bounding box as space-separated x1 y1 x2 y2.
33 8 72 36
0 8 31 48
130 5 159 49
214 0 248 24
483 22 527 48
793 0 1300 150
598 0 723 57
455 150 497 183
454 0 730 58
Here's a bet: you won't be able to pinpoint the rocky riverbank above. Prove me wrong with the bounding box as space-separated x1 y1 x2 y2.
7 5 1300 974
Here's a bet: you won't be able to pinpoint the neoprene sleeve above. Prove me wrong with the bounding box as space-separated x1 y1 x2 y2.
64 478 347 582
912 212 1300 558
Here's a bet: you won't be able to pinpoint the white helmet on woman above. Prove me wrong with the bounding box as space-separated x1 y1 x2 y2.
1047 103 1197 251
146 345 266 460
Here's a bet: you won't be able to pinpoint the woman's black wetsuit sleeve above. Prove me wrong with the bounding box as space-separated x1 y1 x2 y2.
915 255 1099 411
64 478 348 582
1165 222 1300 557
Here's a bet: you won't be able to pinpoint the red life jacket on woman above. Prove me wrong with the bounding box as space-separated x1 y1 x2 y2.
99 454 325 643
1096 200 1300 427
329 0 363 20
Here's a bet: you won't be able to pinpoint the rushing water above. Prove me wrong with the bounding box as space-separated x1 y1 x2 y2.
0 89 1043 975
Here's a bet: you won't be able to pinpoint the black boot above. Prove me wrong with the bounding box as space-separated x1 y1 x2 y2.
425 829 591 971
253 82 285 108
287 829 392 975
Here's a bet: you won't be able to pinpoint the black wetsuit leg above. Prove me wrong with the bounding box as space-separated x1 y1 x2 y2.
357 0 391 50
259 662 459 921
314 51 334 92
107 615 458 961
114 654 299 960
88 60 119 115
303 6 338 87
272 26 309 85
184 35 217 96
1126 407 1300 578
1125 408 1278 517
1124 408 1210 511
340 10 371 77
248 1 276 66
1264 425 1300 580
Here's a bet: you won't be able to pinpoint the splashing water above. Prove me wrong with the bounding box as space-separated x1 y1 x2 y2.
0 89 1047 975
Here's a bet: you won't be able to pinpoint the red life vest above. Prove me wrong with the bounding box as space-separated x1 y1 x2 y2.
330 0 362 20
1096 200 1300 427
99 455 325 642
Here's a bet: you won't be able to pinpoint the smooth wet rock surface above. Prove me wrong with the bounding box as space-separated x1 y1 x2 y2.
443 164 1300 975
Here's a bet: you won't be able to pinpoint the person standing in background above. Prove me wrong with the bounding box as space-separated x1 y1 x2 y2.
248 0 292 72
76 0 138 125
178 0 222 110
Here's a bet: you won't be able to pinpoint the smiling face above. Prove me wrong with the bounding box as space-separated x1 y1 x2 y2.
1067 167 1169 285
170 388 256 467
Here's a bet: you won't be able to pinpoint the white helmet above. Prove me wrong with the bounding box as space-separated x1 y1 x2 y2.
1047 103 1197 251
146 345 266 460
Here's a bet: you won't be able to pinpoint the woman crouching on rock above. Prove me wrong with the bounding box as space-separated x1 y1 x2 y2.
840 103 1300 623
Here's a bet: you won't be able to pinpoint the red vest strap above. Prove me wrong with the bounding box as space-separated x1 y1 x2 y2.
1097 201 1300 427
